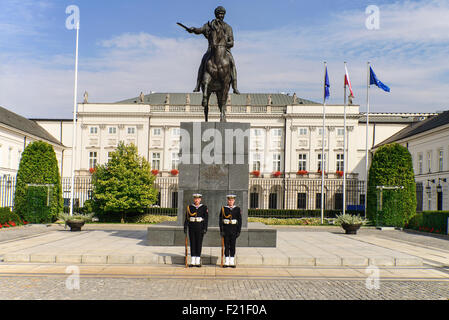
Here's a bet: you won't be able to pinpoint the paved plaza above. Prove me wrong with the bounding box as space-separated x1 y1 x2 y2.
0 224 426 267
0 224 447 300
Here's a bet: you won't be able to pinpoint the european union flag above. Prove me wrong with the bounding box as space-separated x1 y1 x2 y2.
324 66 330 100
369 66 390 92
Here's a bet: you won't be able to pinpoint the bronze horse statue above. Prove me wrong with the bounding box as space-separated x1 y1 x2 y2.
200 20 232 122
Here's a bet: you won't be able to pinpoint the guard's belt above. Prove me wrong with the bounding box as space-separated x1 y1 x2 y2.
189 217 204 222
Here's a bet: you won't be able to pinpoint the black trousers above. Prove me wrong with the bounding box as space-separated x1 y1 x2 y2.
224 234 237 257
188 225 204 257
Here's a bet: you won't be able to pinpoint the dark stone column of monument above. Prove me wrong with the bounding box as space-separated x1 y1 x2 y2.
147 121 276 248
177 122 249 229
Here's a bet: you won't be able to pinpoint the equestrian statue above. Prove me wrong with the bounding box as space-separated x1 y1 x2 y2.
178 6 240 122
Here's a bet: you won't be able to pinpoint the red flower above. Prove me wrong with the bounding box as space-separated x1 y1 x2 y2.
23 221 28 225
151 169 159 176
8 221 15 227
317 170 326 175
272 171 282 177
336 171 344 177
89 167 96 174
251 170 260 177
297 170 308 176
3 224 9 228
170 169 179 176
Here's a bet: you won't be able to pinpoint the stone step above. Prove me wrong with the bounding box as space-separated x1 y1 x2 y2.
1 252 423 267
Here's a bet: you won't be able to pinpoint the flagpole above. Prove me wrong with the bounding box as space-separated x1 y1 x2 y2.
364 62 370 219
321 62 327 224
69 21 80 217
343 62 347 216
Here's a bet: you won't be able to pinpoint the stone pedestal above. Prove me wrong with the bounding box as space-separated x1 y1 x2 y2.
147 121 276 247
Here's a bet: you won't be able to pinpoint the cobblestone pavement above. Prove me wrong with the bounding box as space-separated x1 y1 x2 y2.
0 225 447 300
0 275 447 300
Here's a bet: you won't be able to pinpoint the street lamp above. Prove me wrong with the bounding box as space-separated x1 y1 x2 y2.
426 179 434 196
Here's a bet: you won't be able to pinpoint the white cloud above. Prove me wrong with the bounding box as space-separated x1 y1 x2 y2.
1 0 448 118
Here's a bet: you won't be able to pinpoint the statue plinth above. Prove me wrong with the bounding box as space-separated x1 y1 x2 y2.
146 122 276 247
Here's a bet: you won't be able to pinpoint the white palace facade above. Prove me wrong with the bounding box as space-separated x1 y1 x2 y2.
29 92 436 211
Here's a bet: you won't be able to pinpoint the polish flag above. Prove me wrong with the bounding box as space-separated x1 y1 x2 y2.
344 64 354 98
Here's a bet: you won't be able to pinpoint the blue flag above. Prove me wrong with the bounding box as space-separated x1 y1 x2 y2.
369 66 390 92
324 66 330 100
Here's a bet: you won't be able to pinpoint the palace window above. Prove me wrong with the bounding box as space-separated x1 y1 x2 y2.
89 126 98 134
153 128 161 136
171 152 179 170
418 153 423 174
337 128 345 136
127 127 136 134
108 126 117 134
438 149 444 172
317 153 327 172
152 152 161 170
336 153 344 172
298 128 308 136
298 154 307 171
252 153 261 171
427 151 432 173
272 153 281 172
89 151 97 169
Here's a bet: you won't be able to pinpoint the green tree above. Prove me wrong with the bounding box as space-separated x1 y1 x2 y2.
367 143 416 227
91 142 158 222
14 141 63 223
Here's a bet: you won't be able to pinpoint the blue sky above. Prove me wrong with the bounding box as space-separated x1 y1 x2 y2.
1 0 448 118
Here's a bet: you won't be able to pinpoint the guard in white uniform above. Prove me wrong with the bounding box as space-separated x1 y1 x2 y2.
219 194 242 268
184 194 208 267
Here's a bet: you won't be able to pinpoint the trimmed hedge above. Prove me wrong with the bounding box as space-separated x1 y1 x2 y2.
248 209 362 219
14 141 63 223
367 143 416 227
406 211 449 235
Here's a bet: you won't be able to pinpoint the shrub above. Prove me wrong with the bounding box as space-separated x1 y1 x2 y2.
91 142 158 222
128 214 177 224
248 209 362 219
248 217 329 225
14 141 63 223
334 214 366 226
406 211 449 235
367 143 416 227
0 207 23 225
58 213 94 223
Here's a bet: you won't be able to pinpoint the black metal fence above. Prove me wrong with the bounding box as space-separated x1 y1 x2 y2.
0 176 15 209
1 176 367 217
0 176 93 210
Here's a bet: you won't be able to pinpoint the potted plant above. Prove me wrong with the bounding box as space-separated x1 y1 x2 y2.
251 170 260 177
170 169 179 176
297 170 308 176
89 167 96 174
59 213 94 231
272 171 282 178
151 169 159 176
336 170 344 177
335 214 365 234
